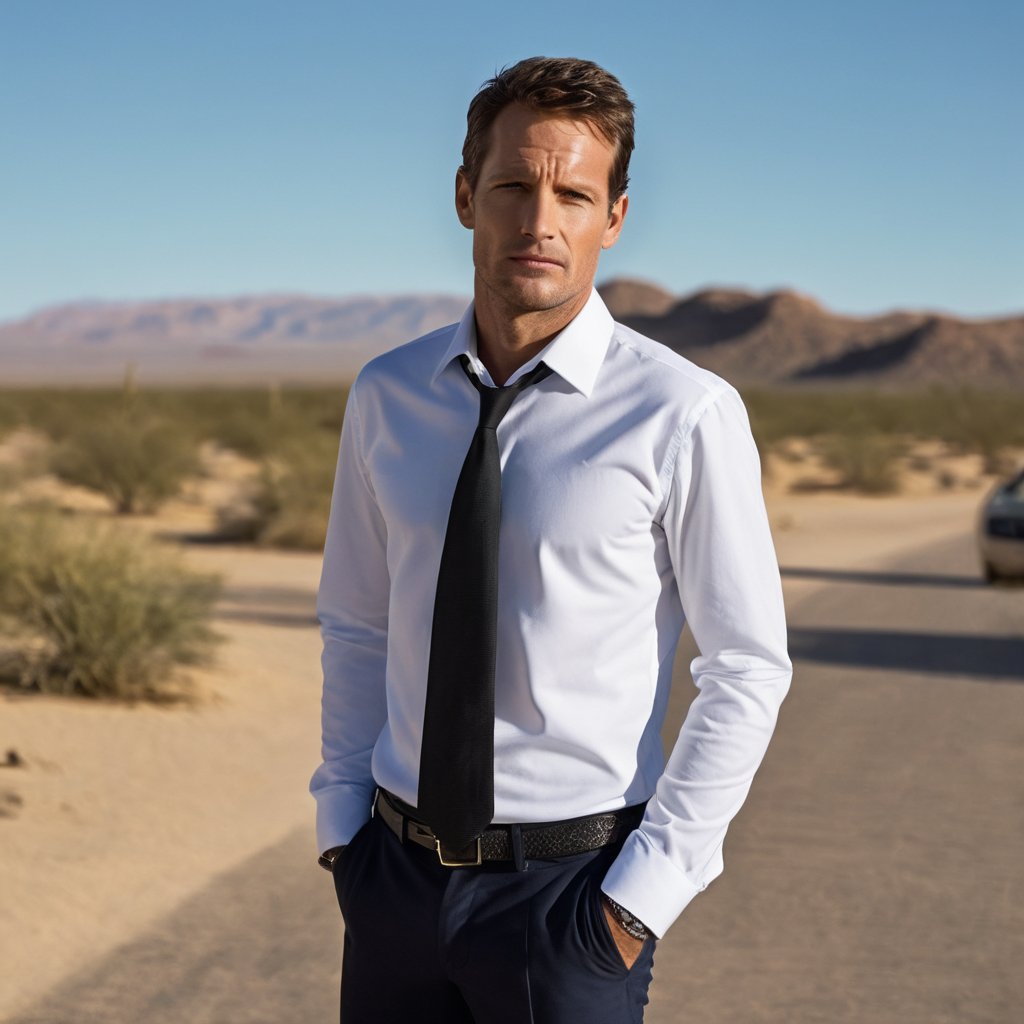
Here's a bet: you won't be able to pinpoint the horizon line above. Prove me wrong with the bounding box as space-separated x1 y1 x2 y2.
2 278 1022 328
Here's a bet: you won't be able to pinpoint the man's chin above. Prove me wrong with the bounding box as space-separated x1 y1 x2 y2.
491 279 580 316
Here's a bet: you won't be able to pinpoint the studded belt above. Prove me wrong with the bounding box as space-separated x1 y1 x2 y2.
374 788 645 867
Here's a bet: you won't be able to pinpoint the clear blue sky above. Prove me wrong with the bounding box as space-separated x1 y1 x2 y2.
1 0 1021 324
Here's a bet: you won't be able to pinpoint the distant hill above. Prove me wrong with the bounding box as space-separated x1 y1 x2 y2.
594 278 676 319
598 284 1024 387
0 282 1020 388
0 293 468 385
599 283 1024 390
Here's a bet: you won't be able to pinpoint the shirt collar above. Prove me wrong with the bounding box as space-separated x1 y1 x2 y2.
429 289 614 398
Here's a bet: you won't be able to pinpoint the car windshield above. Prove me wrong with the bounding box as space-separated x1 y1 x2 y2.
1005 474 1024 500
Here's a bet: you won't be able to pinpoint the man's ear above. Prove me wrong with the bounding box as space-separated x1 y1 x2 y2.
455 167 475 230
601 194 628 250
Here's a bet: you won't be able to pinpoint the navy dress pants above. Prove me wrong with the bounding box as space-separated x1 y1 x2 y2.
332 810 657 1023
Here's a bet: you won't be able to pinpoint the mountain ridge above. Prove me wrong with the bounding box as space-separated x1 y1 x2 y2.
0 281 1019 387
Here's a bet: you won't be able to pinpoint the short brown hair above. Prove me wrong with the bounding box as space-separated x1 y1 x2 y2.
461 57 635 205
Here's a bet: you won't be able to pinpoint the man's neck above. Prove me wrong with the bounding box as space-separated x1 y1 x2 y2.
472 278 591 386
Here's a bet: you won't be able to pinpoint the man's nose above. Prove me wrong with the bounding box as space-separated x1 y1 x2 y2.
519 190 556 240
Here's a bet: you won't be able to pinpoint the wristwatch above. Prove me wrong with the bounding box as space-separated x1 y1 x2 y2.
318 845 346 871
602 894 652 942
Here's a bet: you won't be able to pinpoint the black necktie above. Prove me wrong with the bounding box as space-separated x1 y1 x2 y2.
418 354 553 853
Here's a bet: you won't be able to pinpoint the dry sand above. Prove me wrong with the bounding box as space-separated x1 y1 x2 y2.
0 444 1013 1019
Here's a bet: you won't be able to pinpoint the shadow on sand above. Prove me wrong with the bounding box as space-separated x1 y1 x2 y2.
788 626 1024 682
214 584 319 629
780 565 992 590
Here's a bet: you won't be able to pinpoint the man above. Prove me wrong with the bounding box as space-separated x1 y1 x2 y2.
311 56 792 1023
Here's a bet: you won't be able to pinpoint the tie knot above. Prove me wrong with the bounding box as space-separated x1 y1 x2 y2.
460 356 552 431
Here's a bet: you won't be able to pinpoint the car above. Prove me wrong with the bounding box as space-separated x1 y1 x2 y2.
978 466 1024 582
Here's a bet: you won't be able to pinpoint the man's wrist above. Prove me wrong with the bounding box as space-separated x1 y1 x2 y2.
602 893 653 941
318 845 346 871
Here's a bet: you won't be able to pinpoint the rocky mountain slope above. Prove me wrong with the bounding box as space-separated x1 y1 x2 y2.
600 279 1024 390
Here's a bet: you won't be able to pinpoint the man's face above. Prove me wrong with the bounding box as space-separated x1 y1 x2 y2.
455 104 628 319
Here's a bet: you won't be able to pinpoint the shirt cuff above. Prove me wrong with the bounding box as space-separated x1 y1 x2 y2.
600 828 713 939
313 782 375 855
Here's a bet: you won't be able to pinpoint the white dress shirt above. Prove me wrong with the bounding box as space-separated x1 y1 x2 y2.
311 289 792 938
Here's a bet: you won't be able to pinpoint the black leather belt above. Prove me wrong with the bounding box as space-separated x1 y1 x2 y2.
374 788 644 867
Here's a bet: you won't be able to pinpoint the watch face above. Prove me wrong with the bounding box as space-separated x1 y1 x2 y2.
604 896 649 939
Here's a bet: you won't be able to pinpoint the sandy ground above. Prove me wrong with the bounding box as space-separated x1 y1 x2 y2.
0 440 1016 1019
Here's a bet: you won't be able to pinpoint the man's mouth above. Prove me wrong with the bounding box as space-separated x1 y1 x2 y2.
509 254 563 269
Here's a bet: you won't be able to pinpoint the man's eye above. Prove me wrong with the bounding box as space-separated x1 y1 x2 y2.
564 191 590 202
497 182 524 190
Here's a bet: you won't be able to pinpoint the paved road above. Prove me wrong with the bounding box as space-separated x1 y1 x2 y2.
12 530 1023 1023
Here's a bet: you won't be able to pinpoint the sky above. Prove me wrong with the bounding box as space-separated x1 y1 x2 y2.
1 0 1021 324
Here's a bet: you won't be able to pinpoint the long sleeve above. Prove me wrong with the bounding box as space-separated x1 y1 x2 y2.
600 383 793 938
309 378 391 854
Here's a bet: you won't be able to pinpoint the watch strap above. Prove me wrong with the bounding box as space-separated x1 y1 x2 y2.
602 893 652 941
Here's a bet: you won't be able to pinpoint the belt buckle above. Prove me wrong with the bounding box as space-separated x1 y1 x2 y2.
435 837 483 867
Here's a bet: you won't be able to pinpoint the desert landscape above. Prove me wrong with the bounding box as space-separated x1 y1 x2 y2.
4 0 1019 1015
0 277 1022 1023
0 370 1021 1022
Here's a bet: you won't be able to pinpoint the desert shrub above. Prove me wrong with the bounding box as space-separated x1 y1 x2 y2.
50 414 199 513
0 402 18 437
216 434 338 550
816 432 905 494
0 390 115 441
938 387 1018 475
198 390 347 459
742 386 1024 460
0 385 347 448
0 508 221 700
202 407 291 459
